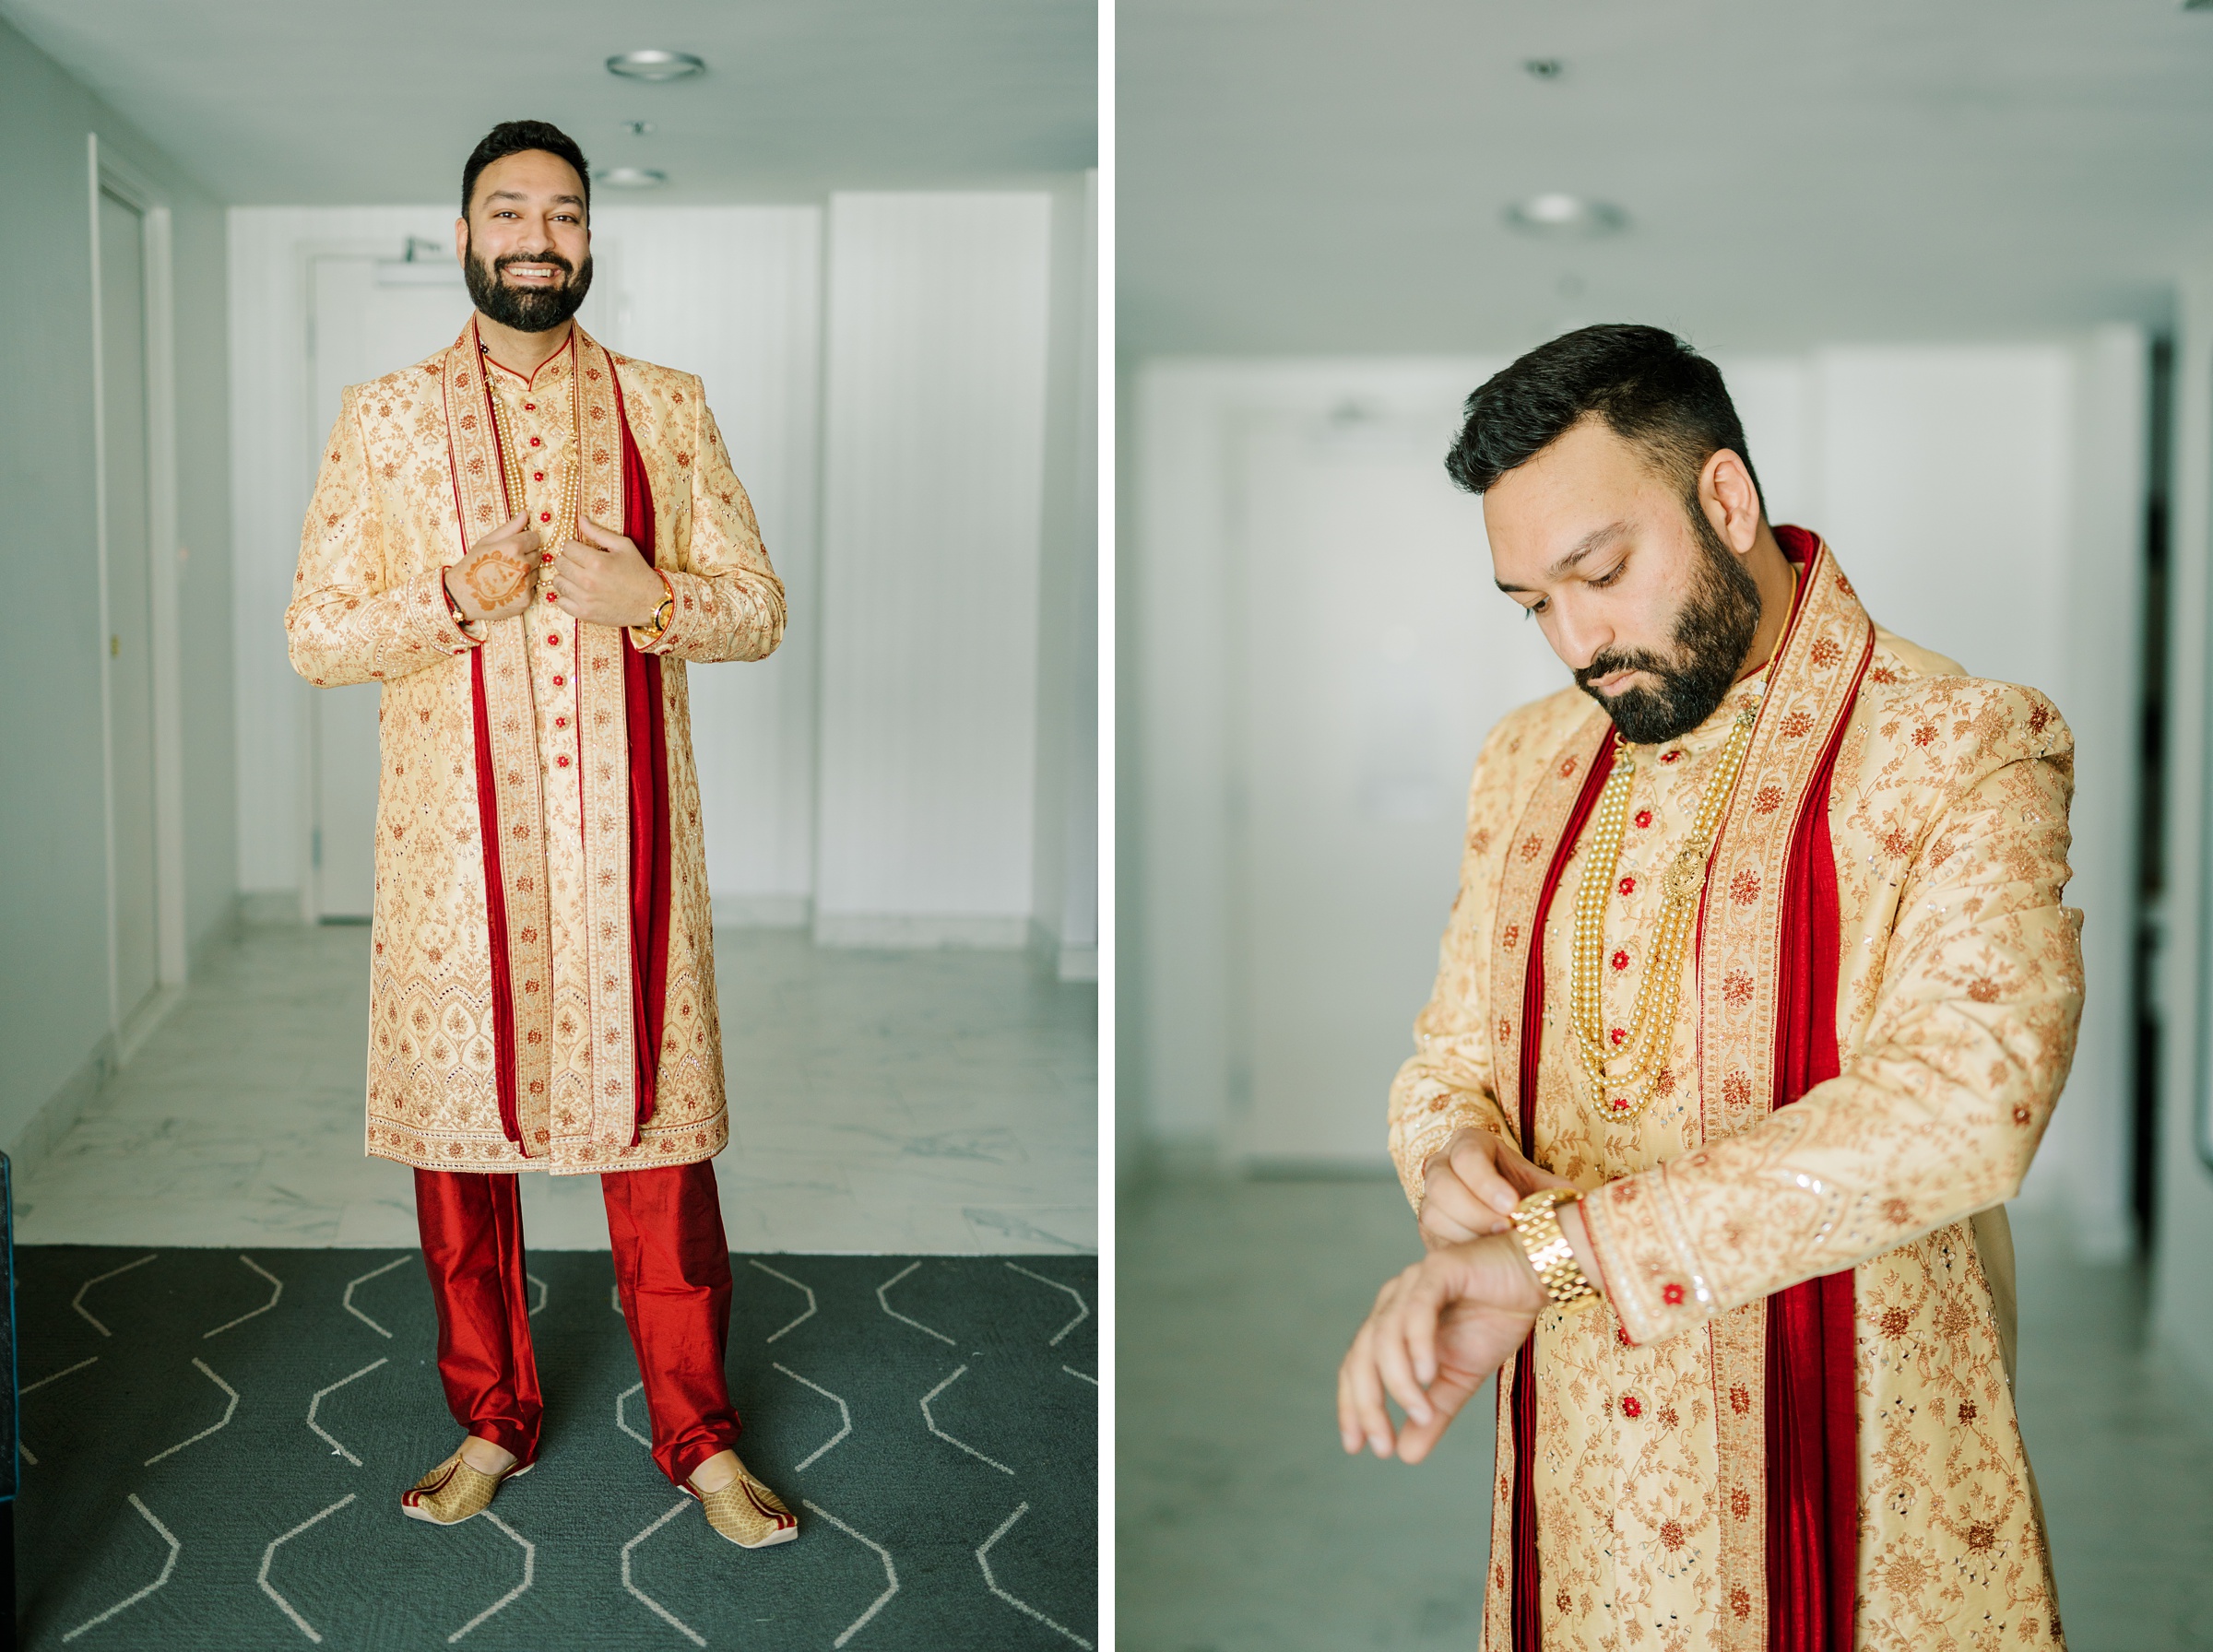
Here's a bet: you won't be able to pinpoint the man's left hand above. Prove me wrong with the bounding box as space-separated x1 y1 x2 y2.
1336 1233 1547 1465
544 516 667 629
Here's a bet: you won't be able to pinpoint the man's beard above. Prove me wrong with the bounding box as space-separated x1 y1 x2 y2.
464 241 593 333
1574 508 1764 746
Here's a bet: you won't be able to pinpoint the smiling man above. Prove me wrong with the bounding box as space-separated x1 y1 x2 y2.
1337 325 2082 1649
288 121 798 1549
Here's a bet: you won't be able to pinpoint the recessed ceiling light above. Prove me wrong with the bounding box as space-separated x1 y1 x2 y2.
595 167 667 189
620 120 656 136
1505 193 1627 237
606 50 705 81
1523 58 1564 79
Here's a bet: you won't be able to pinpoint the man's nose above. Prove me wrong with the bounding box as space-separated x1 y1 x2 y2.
1550 604 1609 674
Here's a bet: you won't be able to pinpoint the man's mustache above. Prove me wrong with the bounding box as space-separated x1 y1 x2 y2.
1575 647 1675 692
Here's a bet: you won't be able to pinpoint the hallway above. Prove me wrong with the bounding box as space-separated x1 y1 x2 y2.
16 920 1096 1255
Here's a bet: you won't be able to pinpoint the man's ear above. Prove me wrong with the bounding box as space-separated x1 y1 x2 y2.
1700 449 1761 555
454 217 468 271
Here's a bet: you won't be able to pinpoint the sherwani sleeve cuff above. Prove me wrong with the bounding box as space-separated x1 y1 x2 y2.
407 565 485 658
1578 1170 1708 1344
1387 1068 1516 1212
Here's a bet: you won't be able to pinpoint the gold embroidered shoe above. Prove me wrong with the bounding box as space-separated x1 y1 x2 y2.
684 1457 799 1549
399 1446 533 1526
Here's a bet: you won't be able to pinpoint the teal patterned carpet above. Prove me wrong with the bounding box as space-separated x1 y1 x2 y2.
13 1246 1096 1650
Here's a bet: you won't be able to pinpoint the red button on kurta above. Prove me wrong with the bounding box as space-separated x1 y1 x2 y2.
533 470 545 481
551 674 565 687
529 436 541 447
1622 1395 1643 1419
1635 808 1653 829
547 633 562 645
556 753 570 767
524 401 536 411
554 715 567 729
1618 876 1637 897
1611 950 1629 972
539 511 551 523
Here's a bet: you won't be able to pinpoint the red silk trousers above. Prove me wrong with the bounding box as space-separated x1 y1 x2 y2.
413 1161 743 1487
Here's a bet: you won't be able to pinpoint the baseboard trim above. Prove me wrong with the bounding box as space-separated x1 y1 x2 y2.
713 893 812 929
812 913 1029 950
6 1032 115 1186
240 889 302 926
1026 917 1096 982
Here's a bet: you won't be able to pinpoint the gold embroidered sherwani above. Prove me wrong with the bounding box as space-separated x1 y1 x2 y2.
287 324 784 1175
1387 545 2080 1649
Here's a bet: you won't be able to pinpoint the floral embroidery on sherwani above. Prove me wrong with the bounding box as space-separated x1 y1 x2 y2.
1387 544 2079 1650
287 324 785 1176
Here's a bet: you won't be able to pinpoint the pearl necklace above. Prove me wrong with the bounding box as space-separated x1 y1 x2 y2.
484 339 583 547
1567 699 1758 1122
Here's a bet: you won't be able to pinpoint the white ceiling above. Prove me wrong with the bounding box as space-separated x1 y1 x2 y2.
2 0 1094 205
1120 0 2213 355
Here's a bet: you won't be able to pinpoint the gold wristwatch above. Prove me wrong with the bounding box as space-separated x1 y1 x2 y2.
638 573 675 641
1509 1188 1599 1311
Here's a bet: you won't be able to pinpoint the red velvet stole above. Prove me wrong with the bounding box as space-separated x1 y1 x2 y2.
1507 532 1863 1652
1764 546 1864 1652
609 370 673 1146
469 647 521 1144
467 350 674 1151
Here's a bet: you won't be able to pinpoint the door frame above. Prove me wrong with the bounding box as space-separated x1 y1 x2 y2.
88 135 186 1056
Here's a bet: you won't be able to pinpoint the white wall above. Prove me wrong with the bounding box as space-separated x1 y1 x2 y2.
1 18 234 1170
813 191 1055 947
1129 339 2147 1257
591 207 823 923
1029 171 1100 979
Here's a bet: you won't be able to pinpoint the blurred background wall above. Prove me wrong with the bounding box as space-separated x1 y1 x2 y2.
1119 6 2213 1646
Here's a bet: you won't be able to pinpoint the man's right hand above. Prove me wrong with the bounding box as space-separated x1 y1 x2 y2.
445 514 542 623
1418 1127 1576 1248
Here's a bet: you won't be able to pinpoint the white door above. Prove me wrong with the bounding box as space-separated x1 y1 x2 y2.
1231 405 1569 1165
305 255 473 919
101 188 160 1025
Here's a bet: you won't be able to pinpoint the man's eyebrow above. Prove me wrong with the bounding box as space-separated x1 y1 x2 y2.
1494 521 1629 594
483 189 586 207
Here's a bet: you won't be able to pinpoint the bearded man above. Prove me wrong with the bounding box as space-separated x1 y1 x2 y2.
288 120 798 1549
1336 325 2081 1649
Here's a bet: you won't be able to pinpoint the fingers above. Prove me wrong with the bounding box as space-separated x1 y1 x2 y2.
1372 1265 1450 1428
1447 1136 1523 1219
575 515 625 549
1394 1369 1483 1465
1499 1139 1578 1196
1418 1175 1501 1245
1340 1319 1397 1457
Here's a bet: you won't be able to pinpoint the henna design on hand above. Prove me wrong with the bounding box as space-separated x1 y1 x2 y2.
466 555 529 608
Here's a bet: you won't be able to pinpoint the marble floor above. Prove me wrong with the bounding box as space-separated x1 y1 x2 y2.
15 921 1096 1254
1118 1173 2213 1652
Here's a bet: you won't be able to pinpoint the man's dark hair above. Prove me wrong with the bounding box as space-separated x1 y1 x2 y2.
1444 324 1761 514
461 120 591 221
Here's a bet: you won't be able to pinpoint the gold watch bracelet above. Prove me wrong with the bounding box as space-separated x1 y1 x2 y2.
1509 1187 1600 1311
